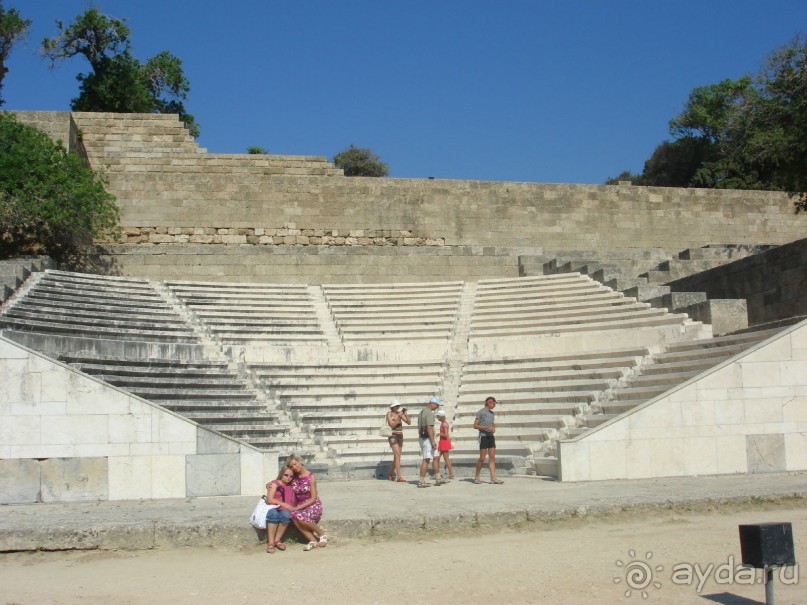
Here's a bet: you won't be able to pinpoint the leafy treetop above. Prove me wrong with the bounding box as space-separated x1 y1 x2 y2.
41 6 199 137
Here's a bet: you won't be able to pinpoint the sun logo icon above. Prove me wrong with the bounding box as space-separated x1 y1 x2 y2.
614 550 664 599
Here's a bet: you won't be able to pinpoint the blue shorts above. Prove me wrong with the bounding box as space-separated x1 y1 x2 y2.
266 507 291 524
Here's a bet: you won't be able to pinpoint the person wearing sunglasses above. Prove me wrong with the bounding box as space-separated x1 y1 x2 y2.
264 468 295 553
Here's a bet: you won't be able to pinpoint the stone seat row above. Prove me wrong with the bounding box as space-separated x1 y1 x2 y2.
588 327 784 418
57 352 303 451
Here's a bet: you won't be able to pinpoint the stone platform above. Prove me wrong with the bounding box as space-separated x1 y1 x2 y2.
2 472 805 552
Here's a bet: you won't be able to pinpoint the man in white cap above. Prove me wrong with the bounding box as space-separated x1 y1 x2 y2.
417 396 446 487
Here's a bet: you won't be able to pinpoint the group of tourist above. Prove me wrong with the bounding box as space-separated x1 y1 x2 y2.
263 453 327 553
386 395 502 487
259 394 500 552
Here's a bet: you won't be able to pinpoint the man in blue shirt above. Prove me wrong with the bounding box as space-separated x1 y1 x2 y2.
473 396 503 484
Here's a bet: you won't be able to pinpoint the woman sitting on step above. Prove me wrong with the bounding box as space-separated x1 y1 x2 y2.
286 454 327 551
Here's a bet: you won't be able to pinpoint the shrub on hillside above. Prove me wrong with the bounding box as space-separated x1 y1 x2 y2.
0 112 119 261
333 144 389 177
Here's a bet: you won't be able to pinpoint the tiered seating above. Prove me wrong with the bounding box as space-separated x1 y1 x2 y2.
251 361 444 463
451 347 648 457
0 271 198 344
322 282 462 342
165 281 325 344
59 353 302 452
583 327 786 425
469 273 690 339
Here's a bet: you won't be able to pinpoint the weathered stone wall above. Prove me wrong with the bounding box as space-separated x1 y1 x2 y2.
14 111 807 284
665 237 807 326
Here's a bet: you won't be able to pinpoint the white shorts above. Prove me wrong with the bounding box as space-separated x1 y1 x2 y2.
419 437 437 460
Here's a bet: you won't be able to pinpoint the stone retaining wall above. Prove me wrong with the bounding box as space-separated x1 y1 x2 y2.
665 238 807 326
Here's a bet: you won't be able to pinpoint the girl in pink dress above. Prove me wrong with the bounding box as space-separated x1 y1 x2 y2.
286 454 327 551
436 410 455 480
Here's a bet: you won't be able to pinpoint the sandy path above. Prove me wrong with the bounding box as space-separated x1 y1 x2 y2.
2 505 805 605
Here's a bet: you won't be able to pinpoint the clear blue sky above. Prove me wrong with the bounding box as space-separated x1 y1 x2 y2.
4 1 806 184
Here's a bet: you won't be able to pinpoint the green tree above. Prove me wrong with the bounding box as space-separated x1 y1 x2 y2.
333 144 389 177
0 112 119 261
247 146 268 154
0 2 30 107
41 7 198 137
739 36 807 211
636 38 807 212
604 170 643 185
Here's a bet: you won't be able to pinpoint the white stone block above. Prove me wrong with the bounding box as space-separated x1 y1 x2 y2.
714 399 745 426
649 439 686 477
22 372 42 402
780 361 807 386
240 449 266 495
715 435 747 474
75 442 130 457
130 442 173 456
558 441 591 482
10 398 67 416
739 361 781 388
784 432 807 471
67 375 131 415
700 363 742 391
743 398 786 424
588 440 627 480
0 339 30 359
40 370 68 402
625 440 656 479
681 398 716 427
154 412 197 444
629 401 683 430
682 437 718 475
585 417 630 442
108 413 150 443
782 396 807 422
152 455 186 498
10 443 75 458
41 414 108 445
109 456 152 500
2 415 41 445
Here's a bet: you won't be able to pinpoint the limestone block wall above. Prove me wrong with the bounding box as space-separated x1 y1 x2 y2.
663 237 807 326
0 336 278 504
12 111 807 284
93 243 522 283
558 319 807 481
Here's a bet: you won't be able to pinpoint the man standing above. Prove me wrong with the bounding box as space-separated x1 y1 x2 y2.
473 396 503 484
417 396 445 487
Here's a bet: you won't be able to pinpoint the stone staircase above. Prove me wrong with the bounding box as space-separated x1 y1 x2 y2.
71 112 342 180
321 281 463 343
527 325 789 477
0 270 200 344
1 266 760 479
249 360 445 471
165 280 326 345
0 257 55 303
537 244 776 336
469 273 692 341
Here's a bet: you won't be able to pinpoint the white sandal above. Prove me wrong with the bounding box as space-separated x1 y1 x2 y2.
303 541 317 551
318 535 328 547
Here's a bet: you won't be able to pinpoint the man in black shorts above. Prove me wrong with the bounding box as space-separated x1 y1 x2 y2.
473 396 503 484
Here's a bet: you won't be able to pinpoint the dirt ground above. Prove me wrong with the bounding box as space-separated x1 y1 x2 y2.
1 502 805 605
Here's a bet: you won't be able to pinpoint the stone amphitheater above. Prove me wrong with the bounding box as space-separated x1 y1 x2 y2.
1 111 805 504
